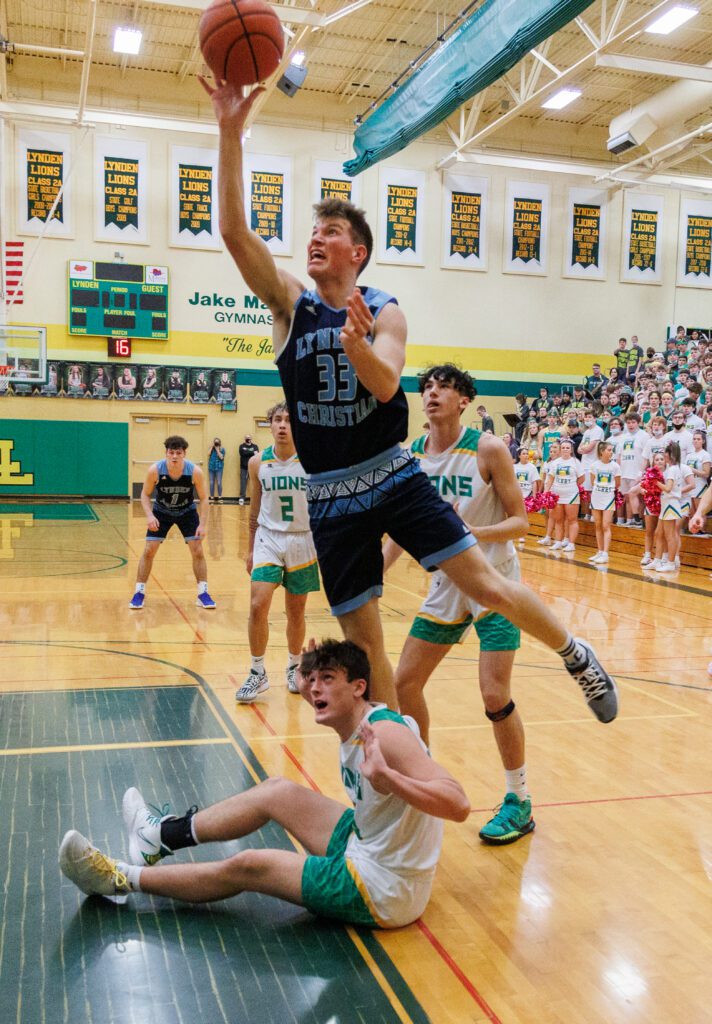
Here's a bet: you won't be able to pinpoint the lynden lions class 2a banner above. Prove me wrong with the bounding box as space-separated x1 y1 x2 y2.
377 168 426 266
171 146 221 250
621 193 663 285
94 137 149 244
564 188 608 280
17 129 74 237
504 181 550 276
243 154 292 257
677 198 712 290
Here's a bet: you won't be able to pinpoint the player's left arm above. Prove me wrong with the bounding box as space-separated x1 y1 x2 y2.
470 436 528 543
192 466 209 538
340 290 406 403
360 720 470 823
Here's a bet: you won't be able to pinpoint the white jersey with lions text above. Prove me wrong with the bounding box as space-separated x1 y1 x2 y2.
257 447 310 533
410 426 514 568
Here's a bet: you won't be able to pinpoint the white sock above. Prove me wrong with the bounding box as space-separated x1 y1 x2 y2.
135 583 145 594
287 652 300 669
197 581 208 595
556 634 587 668
117 861 142 892
505 766 529 801
251 655 265 674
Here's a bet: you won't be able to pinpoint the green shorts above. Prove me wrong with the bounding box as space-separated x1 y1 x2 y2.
410 610 520 651
301 810 378 927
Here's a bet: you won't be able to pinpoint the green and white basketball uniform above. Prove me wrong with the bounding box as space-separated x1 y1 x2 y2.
251 446 319 593
588 460 621 511
408 427 520 651
301 705 443 928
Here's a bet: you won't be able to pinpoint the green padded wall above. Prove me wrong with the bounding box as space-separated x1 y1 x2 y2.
0 420 128 496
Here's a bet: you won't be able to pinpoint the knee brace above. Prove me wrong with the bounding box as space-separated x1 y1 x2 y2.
485 699 515 723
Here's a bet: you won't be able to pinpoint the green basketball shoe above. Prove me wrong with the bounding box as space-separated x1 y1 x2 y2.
479 792 535 845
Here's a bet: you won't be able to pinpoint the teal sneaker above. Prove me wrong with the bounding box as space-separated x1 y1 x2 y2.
479 792 535 845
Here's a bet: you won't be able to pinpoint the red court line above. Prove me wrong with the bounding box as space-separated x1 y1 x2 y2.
244 697 497 1017
416 919 502 1024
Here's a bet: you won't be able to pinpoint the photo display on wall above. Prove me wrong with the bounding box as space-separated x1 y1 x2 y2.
312 161 362 207
504 180 550 276
165 366 188 402
564 187 608 280
170 146 221 250
677 197 712 289
243 154 292 256
16 128 73 237
621 192 664 284
441 172 488 271
190 368 213 403
94 136 149 244
377 168 425 265
213 369 237 404
115 364 138 399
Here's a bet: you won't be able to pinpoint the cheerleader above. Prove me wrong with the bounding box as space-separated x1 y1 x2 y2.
536 438 561 546
684 430 711 524
544 438 584 553
586 441 621 565
652 442 695 572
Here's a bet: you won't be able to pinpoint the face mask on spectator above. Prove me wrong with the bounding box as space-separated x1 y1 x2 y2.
610 425 621 435
652 426 664 437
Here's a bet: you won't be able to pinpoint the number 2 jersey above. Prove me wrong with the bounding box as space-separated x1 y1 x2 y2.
274 286 410 474
257 446 310 532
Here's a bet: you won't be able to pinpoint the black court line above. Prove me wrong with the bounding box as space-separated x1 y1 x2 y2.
0 640 430 1024
523 546 712 599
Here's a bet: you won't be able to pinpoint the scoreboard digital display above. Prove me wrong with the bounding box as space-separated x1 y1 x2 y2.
68 260 169 340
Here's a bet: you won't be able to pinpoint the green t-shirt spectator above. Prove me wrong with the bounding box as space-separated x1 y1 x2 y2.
627 344 644 375
614 348 629 373
585 372 608 396
542 429 563 461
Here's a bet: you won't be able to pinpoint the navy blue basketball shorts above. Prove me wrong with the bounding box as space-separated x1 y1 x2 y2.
146 506 200 542
306 445 476 616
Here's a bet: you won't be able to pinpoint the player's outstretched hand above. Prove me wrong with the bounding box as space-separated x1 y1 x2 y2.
689 512 704 534
341 288 375 350
198 76 264 130
359 721 392 795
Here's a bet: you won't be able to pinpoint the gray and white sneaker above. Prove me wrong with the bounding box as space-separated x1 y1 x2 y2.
59 830 131 898
565 639 619 723
235 670 269 703
122 787 173 866
286 665 300 694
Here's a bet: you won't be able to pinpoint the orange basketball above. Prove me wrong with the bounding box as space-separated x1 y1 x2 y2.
199 0 285 87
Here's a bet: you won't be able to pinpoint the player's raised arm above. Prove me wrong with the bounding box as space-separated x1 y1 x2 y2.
473 435 528 543
360 720 470 823
200 78 302 322
340 290 406 403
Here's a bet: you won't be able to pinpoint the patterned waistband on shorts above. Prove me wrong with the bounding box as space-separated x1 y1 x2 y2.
307 449 420 519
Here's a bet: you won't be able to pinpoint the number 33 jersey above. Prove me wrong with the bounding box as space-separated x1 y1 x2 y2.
257 447 311 533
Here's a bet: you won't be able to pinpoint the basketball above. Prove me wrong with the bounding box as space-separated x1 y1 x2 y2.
199 0 285 88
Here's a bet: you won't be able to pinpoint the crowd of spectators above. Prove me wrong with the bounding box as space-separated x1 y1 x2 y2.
495 327 712 571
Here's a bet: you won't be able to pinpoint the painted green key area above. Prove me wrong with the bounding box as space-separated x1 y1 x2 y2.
0 686 429 1024
0 502 98 520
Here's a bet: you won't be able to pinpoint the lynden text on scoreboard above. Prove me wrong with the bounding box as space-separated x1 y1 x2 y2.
68 260 169 340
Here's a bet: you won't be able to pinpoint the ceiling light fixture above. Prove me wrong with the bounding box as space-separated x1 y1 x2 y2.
645 6 698 35
542 88 582 110
113 27 142 55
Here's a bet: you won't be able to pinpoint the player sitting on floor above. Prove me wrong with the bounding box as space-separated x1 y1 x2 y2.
59 639 470 929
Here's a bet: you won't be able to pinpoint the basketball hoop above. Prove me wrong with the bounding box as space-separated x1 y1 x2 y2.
0 366 10 394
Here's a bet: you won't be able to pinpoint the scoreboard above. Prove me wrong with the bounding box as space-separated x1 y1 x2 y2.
68 260 169 340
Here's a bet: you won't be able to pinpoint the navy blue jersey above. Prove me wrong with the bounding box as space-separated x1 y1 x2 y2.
275 286 409 474
153 459 196 516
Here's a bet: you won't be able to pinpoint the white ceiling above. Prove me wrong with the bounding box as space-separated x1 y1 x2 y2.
2 0 712 183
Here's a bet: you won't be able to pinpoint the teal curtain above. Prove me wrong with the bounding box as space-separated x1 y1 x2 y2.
344 0 596 176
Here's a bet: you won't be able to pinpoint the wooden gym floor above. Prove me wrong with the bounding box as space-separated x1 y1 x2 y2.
1 500 711 1024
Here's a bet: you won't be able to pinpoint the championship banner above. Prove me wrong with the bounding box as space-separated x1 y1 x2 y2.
312 161 362 206
170 146 220 250
94 137 149 244
504 181 550 275
190 368 213 403
16 128 73 237
377 168 425 266
243 154 292 256
137 365 164 401
564 187 607 280
621 192 663 284
213 369 236 404
115 365 138 399
165 367 188 402
677 197 712 289
441 172 488 271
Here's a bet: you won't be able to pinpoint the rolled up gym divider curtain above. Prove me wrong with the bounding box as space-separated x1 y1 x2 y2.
343 0 597 176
